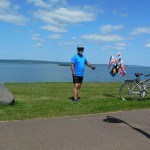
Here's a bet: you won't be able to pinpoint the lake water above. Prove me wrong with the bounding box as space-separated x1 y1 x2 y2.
0 63 150 83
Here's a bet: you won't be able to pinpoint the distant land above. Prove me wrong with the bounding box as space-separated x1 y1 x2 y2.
0 59 102 66
0 59 148 67
0 59 70 66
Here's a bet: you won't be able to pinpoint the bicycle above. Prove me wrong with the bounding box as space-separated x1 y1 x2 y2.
119 73 150 100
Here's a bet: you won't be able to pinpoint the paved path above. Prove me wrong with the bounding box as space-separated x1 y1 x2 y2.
0 109 150 150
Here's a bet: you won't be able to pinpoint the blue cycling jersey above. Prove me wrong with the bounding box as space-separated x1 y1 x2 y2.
71 53 87 76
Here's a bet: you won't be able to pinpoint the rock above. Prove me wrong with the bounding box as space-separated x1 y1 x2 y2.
0 83 15 105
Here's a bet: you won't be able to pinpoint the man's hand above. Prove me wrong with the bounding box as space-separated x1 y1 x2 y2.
86 62 96 70
91 66 96 70
72 73 76 77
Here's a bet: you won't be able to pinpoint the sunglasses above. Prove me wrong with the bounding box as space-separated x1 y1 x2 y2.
78 49 84 52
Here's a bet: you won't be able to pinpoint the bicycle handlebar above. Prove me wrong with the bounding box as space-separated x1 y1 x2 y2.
144 74 150 77
134 73 150 77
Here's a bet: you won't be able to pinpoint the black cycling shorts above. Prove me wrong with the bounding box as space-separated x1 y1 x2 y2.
73 76 83 84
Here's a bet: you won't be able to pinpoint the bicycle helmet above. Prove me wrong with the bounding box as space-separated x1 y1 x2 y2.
77 45 84 51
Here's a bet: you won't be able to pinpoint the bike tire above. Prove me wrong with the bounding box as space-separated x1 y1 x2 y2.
119 82 141 100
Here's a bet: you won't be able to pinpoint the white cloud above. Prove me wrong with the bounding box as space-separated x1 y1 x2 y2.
72 36 77 40
31 33 45 47
27 0 50 8
32 33 40 39
81 34 124 42
32 42 43 48
115 42 128 47
0 0 27 25
0 14 27 25
41 25 67 33
0 0 11 10
34 7 96 24
113 46 126 50
113 10 128 17
27 0 99 33
101 45 112 51
145 42 150 48
32 6 97 32
59 41 75 46
113 42 127 50
131 27 150 35
102 42 127 51
100 25 124 33
27 0 67 9
48 34 63 39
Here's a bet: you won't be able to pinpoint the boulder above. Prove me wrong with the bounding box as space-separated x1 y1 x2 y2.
0 83 15 105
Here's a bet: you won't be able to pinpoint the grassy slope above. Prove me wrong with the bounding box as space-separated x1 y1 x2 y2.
0 82 150 121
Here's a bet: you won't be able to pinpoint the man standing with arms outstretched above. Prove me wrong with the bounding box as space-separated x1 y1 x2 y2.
71 45 96 101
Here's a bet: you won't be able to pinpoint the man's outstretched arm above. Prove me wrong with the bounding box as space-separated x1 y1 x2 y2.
86 62 96 70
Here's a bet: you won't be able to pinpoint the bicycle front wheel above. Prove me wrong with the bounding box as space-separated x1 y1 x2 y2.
119 82 141 100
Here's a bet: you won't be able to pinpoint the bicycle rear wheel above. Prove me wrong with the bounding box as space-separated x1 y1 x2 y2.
119 82 141 100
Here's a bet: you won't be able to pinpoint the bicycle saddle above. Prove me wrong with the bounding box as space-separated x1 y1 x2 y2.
135 73 143 77
125 79 136 83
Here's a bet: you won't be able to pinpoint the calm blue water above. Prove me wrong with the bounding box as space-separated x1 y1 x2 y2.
0 63 150 83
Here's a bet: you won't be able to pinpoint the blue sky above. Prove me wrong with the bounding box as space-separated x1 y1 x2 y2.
0 0 150 66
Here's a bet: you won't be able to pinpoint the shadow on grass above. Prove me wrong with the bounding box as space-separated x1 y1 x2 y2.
68 97 74 101
68 97 86 101
103 116 150 139
103 94 116 98
103 94 120 99
142 97 150 101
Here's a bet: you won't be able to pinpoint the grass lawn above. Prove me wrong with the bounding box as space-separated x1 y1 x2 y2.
0 82 150 121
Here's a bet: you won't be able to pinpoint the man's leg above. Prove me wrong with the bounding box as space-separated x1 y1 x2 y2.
72 76 83 101
73 83 81 100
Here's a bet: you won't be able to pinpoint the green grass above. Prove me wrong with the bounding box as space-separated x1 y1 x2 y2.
0 82 150 121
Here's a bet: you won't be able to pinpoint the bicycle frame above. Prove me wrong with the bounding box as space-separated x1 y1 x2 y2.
125 81 142 95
